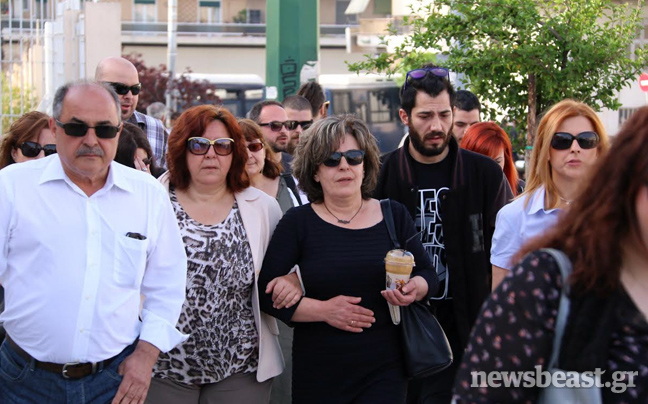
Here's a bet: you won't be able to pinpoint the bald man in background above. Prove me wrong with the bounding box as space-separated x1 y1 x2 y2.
95 57 169 169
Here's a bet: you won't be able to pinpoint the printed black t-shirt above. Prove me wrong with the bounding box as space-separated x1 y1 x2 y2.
411 155 452 300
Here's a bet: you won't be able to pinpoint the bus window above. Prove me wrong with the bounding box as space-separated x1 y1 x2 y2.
369 90 393 123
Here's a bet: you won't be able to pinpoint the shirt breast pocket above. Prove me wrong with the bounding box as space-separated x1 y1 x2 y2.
114 235 148 289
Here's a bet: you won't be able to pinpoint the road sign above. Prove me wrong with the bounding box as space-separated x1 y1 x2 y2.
640 72 648 92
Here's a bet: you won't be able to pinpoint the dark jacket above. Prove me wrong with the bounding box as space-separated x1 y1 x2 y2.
374 136 512 349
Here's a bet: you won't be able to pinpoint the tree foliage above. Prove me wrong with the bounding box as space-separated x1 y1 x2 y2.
348 0 647 141
123 53 221 114
1 75 36 133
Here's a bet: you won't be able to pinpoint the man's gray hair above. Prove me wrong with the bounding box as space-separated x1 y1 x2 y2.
147 102 167 120
52 80 121 123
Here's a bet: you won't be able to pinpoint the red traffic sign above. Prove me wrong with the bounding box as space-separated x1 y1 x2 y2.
640 73 648 92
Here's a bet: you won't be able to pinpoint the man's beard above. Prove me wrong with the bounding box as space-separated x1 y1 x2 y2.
408 122 452 157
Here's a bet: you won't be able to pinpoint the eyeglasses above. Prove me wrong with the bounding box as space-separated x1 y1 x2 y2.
56 120 121 139
322 149 365 167
403 67 450 90
551 131 599 150
246 142 264 152
295 120 314 130
104 82 142 96
259 121 297 132
187 137 234 156
18 141 57 157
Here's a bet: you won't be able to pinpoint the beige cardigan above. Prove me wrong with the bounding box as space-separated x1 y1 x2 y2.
158 172 284 382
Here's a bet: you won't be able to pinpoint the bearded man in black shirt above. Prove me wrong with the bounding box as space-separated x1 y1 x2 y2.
375 65 512 404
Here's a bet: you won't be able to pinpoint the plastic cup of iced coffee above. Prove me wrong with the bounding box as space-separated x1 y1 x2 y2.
384 249 415 325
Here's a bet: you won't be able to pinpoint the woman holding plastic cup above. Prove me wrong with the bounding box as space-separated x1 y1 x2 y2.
258 115 438 404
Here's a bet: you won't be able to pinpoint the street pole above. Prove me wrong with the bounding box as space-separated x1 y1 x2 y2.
166 0 178 126
266 0 319 102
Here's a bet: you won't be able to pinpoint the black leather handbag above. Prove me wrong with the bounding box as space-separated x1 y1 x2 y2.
380 199 453 379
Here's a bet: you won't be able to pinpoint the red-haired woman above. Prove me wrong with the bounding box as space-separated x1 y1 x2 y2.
146 105 300 404
453 106 648 403
460 121 523 196
490 100 610 289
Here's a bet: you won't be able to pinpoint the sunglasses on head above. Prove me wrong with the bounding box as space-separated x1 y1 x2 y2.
403 67 450 90
56 120 121 139
246 142 264 152
18 141 57 158
187 137 234 156
551 131 599 150
259 120 297 132
105 82 142 96
295 120 314 130
323 149 365 167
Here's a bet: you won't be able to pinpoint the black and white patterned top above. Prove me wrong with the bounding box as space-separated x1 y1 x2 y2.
152 188 259 385
453 250 648 403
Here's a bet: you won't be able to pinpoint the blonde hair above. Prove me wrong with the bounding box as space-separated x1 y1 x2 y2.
523 99 610 209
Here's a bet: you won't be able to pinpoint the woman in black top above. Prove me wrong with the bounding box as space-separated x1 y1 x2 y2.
258 115 437 404
453 107 648 402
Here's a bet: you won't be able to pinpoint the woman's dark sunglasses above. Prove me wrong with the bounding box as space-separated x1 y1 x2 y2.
259 121 298 132
246 142 264 152
323 149 365 167
551 131 599 150
56 120 121 139
404 67 450 90
105 82 142 96
187 137 234 156
18 141 57 158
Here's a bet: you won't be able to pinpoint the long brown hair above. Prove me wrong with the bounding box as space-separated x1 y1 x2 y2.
167 105 249 192
0 111 50 169
237 118 281 179
516 107 648 295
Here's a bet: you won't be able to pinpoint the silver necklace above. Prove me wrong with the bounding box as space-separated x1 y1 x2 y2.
324 200 364 224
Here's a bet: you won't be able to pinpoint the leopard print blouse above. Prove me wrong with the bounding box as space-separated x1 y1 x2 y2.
152 189 259 385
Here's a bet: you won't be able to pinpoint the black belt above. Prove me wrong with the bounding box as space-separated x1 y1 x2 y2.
5 335 118 379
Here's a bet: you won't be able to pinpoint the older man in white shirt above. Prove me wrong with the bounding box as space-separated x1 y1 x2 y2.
0 80 187 404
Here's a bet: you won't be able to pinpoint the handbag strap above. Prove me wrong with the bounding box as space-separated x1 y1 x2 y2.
541 248 573 369
380 199 401 249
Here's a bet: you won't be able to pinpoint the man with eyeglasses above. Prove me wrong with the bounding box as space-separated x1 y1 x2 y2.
0 80 187 403
374 64 512 404
282 95 313 155
95 57 169 170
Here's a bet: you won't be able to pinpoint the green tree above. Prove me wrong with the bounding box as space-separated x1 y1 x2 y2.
1 75 36 133
348 0 647 155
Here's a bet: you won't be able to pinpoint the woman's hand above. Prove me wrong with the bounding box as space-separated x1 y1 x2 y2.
134 156 150 174
322 296 375 333
381 276 427 306
265 273 303 309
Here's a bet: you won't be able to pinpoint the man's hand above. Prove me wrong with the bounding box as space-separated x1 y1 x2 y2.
112 340 160 404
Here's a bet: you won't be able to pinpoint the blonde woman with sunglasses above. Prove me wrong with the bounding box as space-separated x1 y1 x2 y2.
490 99 610 289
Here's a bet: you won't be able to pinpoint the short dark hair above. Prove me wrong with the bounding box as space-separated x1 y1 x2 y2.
237 118 281 179
454 90 481 112
293 115 380 203
53 80 120 122
283 95 312 112
248 100 284 123
400 64 455 117
167 104 249 192
297 82 326 117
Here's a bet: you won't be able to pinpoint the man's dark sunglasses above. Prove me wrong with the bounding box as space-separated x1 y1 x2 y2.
551 131 599 150
18 141 57 157
56 120 121 139
259 121 297 132
404 67 450 90
105 82 142 96
295 120 314 130
323 149 365 167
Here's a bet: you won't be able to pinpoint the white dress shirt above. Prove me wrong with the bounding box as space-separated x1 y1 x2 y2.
490 186 562 270
0 156 188 363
